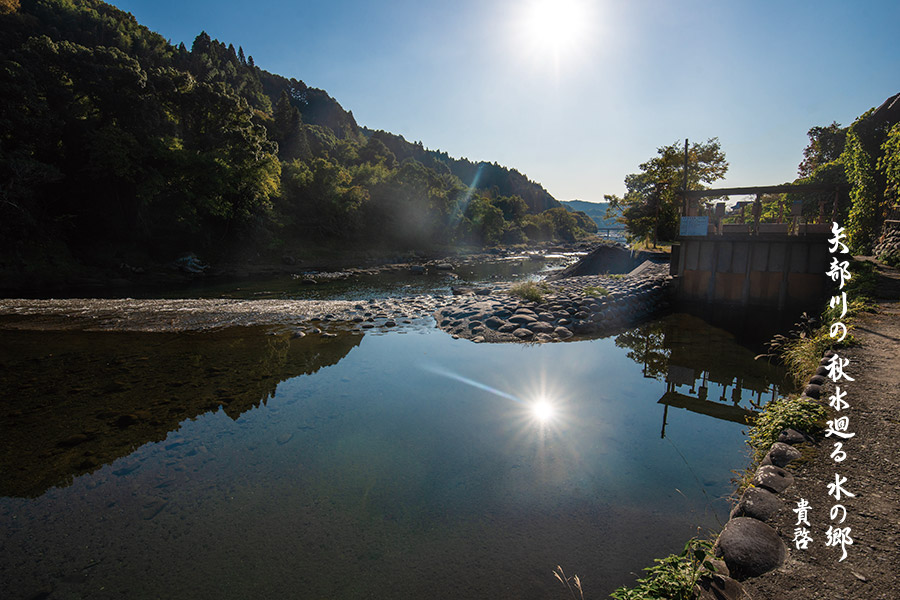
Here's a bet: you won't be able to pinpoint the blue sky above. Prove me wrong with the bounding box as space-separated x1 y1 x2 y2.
112 0 899 202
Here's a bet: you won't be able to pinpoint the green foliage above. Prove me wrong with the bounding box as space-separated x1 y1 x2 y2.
843 127 880 253
747 395 826 462
606 139 728 244
877 122 900 213
610 538 716 600
798 122 847 178
508 281 551 303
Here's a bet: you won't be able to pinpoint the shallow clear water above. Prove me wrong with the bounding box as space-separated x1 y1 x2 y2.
0 313 790 599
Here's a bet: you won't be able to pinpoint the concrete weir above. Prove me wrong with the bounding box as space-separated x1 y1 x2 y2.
674 232 831 310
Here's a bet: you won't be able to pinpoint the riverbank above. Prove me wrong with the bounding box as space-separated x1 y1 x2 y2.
736 260 900 600
0 242 675 343
0 240 598 299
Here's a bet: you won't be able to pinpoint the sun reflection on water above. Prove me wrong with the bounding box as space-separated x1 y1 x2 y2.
530 398 556 424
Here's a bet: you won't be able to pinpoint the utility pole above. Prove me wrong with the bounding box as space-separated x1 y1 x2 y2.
682 138 689 215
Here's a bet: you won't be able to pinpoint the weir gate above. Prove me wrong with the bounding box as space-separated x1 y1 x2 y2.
670 183 840 310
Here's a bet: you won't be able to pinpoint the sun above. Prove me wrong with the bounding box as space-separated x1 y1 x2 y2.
519 0 592 59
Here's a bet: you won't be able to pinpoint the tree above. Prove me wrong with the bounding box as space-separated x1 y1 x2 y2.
271 90 309 160
605 138 728 243
798 122 847 178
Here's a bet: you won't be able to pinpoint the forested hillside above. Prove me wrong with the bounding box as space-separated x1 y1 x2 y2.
0 0 594 284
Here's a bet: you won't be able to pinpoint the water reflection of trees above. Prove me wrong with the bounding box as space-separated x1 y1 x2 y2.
615 314 793 433
0 328 362 497
615 320 670 380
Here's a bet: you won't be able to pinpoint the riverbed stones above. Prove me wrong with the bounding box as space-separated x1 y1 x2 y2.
513 328 533 340
554 326 573 339
528 321 555 334
751 465 794 494
729 487 782 522
715 517 786 580
430 264 672 343
485 316 505 329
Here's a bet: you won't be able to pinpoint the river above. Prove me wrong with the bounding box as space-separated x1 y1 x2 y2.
0 287 792 599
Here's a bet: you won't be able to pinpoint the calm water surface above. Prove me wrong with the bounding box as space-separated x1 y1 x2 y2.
0 313 790 599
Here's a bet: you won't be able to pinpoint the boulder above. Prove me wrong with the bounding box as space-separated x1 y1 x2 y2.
729 486 782 522
715 517 786 580
777 428 813 445
761 442 802 468
751 465 794 494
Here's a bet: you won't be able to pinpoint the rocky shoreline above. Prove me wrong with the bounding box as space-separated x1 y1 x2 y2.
0 246 675 343
434 262 673 343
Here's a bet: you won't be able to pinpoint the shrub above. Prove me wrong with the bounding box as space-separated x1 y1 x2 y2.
509 281 550 303
609 538 716 600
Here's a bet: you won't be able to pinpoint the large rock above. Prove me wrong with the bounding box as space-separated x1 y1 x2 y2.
761 442 802 468
715 517 786 579
777 428 813 445
729 486 782 522
751 465 794 494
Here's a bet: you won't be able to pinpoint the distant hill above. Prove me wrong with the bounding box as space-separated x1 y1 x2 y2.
560 200 622 229
0 0 587 285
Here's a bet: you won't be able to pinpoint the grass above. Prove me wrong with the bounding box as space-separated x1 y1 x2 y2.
553 565 584 600
582 285 609 298
608 538 717 600
746 395 827 463
508 281 551 303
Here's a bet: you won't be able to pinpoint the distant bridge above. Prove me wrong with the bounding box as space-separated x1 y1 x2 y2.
597 227 626 238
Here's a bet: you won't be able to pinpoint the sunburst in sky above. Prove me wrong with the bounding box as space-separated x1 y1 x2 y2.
113 0 899 202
